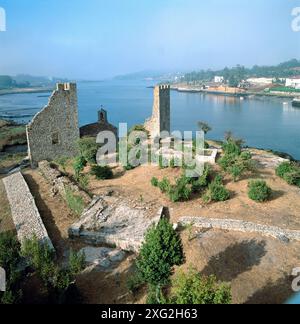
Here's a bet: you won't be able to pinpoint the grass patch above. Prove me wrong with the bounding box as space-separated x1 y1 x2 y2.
65 187 86 216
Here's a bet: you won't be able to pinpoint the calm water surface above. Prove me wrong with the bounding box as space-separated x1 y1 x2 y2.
0 79 300 159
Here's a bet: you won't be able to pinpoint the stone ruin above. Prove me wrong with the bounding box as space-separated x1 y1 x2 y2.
80 107 118 139
26 83 80 168
145 85 171 139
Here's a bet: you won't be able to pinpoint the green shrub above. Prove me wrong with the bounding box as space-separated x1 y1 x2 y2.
77 137 99 164
248 180 272 202
55 157 69 173
151 177 159 187
68 250 85 276
0 232 22 304
65 187 85 216
283 171 300 186
204 178 230 203
146 285 167 305
21 237 85 304
170 269 231 304
222 140 242 156
126 271 145 295
136 218 184 287
276 162 295 178
168 176 192 202
73 156 87 180
276 162 300 187
78 174 90 191
90 165 113 180
158 177 171 193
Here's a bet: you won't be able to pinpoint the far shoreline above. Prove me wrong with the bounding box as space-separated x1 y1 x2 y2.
0 86 54 97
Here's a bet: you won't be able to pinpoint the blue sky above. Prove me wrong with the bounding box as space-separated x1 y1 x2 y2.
0 0 299 79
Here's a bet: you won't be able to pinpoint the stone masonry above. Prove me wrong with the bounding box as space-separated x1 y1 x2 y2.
2 172 54 249
145 85 170 138
179 217 300 243
26 83 80 168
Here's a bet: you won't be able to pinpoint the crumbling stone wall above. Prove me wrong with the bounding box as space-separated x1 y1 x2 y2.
2 172 54 249
38 160 91 205
26 83 79 168
179 217 300 243
145 85 170 138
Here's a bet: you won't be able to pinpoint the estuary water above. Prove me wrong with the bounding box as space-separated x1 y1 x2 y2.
0 79 300 159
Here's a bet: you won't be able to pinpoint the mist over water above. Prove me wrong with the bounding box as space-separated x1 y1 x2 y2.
1 79 300 159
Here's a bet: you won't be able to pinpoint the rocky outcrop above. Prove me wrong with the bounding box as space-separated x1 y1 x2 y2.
179 216 300 243
2 172 54 249
69 196 165 253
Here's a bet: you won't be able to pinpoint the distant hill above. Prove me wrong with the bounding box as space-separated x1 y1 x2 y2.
182 59 300 85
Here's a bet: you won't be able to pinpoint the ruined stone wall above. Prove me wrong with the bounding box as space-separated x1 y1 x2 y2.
179 217 300 243
2 172 54 249
26 83 79 167
145 85 170 138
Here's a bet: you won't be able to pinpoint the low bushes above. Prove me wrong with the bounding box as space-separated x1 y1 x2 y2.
77 137 99 164
90 165 113 180
203 176 230 203
0 232 22 304
151 165 212 203
170 269 231 305
248 180 272 202
276 162 300 187
21 236 85 304
218 136 256 182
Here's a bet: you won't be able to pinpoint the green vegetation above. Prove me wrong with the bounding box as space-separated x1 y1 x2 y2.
65 187 85 216
55 157 69 173
78 174 90 191
73 156 87 181
77 137 99 164
0 232 22 304
270 87 300 93
276 162 300 187
90 165 113 180
128 218 231 305
135 218 184 303
182 59 300 84
248 180 272 202
170 269 231 304
203 176 230 203
151 165 212 203
21 236 85 304
218 134 255 182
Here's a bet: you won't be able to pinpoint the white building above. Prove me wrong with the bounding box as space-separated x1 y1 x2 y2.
247 78 273 85
286 77 300 89
214 76 224 83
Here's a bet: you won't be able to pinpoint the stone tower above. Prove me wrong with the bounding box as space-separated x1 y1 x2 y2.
145 85 170 138
26 83 80 167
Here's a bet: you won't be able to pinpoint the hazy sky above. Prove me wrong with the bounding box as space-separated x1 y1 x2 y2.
0 0 299 79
